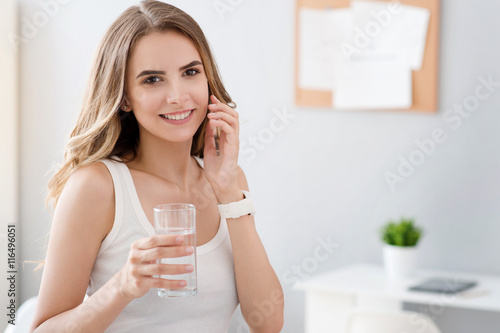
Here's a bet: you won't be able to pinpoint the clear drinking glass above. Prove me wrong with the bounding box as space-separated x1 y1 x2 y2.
154 203 197 297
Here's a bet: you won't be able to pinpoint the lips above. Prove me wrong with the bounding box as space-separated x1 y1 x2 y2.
159 109 195 125
160 109 193 120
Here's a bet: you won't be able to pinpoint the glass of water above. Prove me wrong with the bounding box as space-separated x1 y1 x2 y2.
154 203 197 297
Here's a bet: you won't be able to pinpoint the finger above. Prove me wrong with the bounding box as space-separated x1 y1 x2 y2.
140 263 194 276
209 96 238 117
144 276 189 290
208 103 238 118
140 245 194 262
209 119 236 138
209 120 238 151
134 234 184 250
207 111 237 126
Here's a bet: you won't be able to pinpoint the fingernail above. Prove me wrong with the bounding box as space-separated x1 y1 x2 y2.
175 236 184 244
185 247 194 254
179 281 187 287
185 265 194 272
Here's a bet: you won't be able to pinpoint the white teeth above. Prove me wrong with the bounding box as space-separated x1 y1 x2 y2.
161 110 192 120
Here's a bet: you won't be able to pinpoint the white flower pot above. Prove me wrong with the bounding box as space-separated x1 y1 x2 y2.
383 244 418 280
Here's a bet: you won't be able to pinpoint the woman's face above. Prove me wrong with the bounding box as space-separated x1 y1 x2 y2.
124 30 209 146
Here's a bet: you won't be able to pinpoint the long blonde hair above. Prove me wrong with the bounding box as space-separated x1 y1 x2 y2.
33 0 234 270
48 0 234 209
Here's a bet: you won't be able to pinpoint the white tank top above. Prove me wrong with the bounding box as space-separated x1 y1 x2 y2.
86 157 239 332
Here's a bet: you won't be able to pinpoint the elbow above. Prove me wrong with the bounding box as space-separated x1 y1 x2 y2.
271 314 285 333
29 316 47 333
29 321 42 333
250 319 284 333
247 308 284 333
29 319 39 333
245 289 285 333
264 311 284 333
266 317 284 333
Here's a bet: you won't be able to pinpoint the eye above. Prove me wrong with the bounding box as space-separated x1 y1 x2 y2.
184 68 200 77
143 76 162 85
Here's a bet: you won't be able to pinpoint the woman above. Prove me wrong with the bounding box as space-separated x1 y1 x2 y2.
30 1 284 332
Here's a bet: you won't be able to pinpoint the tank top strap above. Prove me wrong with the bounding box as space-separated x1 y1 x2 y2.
107 156 156 235
98 158 126 255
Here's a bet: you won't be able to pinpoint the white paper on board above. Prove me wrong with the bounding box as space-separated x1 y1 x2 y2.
333 52 412 110
298 8 353 90
298 1 427 109
351 0 430 70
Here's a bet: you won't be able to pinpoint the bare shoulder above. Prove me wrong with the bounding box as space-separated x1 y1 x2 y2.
31 161 115 329
61 161 115 239
68 161 114 197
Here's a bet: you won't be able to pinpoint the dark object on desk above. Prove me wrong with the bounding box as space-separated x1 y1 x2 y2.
409 278 477 295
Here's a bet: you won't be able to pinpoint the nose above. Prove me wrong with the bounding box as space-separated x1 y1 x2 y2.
165 79 189 105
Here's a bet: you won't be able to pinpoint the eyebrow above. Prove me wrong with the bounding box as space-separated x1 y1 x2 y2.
135 60 203 79
179 60 203 72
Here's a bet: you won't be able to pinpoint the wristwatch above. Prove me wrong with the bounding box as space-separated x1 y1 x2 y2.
217 190 256 220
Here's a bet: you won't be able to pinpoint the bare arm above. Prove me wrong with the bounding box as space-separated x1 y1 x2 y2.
218 168 284 333
204 96 284 332
30 162 130 332
30 162 195 332
32 272 133 333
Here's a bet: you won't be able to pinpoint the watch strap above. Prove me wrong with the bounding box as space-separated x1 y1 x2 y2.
218 190 255 220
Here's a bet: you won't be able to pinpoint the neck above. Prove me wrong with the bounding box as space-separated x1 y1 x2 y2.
128 133 197 191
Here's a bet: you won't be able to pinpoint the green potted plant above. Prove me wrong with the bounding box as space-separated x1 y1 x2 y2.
380 218 422 279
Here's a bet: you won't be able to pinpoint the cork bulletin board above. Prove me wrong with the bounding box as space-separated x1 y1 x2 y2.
294 0 440 112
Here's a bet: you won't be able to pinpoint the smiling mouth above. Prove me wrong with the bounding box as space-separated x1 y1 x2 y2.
160 109 193 120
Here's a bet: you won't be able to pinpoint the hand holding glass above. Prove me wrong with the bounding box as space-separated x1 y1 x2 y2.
154 203 197 297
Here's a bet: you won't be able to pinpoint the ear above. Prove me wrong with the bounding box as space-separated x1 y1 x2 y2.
121 96 132 112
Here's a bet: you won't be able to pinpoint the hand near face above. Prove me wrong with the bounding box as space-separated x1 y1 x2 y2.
204 95 241 199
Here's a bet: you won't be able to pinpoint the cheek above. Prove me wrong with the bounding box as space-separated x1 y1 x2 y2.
133 89 164 113
193 80 209 108
192 82 209 126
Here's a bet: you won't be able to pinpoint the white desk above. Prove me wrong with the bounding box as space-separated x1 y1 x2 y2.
295 263 500 333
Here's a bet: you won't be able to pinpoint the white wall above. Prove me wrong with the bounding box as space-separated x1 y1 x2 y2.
18 0 500 332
